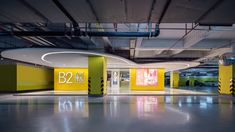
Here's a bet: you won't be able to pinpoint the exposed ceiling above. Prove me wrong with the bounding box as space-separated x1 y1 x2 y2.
0 0 235 69
0 0 234 24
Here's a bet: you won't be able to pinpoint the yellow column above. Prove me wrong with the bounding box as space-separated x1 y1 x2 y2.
88 56 107 96
170 71 179 88
218 64 235 95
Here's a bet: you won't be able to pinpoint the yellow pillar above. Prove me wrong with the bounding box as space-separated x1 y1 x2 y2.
170 71 179 88
88 56 107 96
218 64 235 95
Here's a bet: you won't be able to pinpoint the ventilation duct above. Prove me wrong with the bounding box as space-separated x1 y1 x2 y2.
0 25 160 38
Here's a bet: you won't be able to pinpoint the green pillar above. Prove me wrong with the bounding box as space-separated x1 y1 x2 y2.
88 56 107 96
170 71 179 88
189 77 195 87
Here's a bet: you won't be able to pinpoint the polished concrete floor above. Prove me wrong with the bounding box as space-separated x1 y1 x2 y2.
0 95 235 132
178 86 218 93
15 87 215 96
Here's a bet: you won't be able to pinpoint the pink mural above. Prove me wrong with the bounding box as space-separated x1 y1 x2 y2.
136 69 158 86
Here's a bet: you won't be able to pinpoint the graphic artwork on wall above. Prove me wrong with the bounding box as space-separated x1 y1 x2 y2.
113 71 118 85
136 69 158 86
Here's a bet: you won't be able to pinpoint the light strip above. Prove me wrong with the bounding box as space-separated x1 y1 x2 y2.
41 51 196 70
41 51 136 66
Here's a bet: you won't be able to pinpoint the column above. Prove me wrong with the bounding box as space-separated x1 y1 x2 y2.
170 71 179 88
218 64 235 95
88 56 107 96
189 76 195 87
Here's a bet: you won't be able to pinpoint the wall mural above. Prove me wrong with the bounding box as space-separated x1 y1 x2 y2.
136 69 158 86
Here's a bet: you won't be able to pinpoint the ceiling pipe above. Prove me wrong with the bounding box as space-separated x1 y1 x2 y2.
195 0 225 23
52 0 80 30
0 25 160 37
158 0 171 24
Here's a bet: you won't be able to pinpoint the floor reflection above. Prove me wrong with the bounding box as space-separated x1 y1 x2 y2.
56 97 89 117
0 95 235 132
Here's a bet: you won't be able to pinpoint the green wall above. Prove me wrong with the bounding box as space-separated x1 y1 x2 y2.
179 76 218 86
0 64 53 92
0 65 17 91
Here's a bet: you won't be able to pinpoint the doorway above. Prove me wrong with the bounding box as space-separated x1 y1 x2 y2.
107 69 130 94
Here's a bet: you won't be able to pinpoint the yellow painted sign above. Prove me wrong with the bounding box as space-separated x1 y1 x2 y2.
54 68 88 91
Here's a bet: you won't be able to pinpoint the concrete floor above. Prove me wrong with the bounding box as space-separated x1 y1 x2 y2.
0 95 235 132
176 86 218 93
15 87 216 96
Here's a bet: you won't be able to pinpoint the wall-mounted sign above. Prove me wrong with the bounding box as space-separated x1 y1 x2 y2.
54 68 88 91
136 69 157 86
58 72 85 84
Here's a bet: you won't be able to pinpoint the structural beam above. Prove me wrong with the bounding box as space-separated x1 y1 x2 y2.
85 0 113 51
158 0 171 24
171 28 209 55
147 0 156 23
196 0 225 23
134 37 143 57
20 0 49 22
52 0 79 29
119 47 211 51
196 48 231 62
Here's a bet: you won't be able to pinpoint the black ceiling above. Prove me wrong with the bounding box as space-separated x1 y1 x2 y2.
0 0 234 25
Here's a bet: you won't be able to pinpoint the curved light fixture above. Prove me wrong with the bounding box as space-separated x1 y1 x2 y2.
41 51 136 66
1 48 200 71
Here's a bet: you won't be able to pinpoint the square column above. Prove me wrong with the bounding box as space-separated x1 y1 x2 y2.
218 64 235 95
88 56 107 96
170 71 179 88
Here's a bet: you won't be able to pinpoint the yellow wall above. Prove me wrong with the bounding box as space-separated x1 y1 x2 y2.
170 72 179 88
17 64 54 91
0 64 53 91
130 68 165 91
54 68 88 91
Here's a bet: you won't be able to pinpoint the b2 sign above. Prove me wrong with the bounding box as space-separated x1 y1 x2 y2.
54 68 88 91
58 72 85 84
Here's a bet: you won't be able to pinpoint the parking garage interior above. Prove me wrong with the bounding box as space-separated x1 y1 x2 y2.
0 0 235 132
